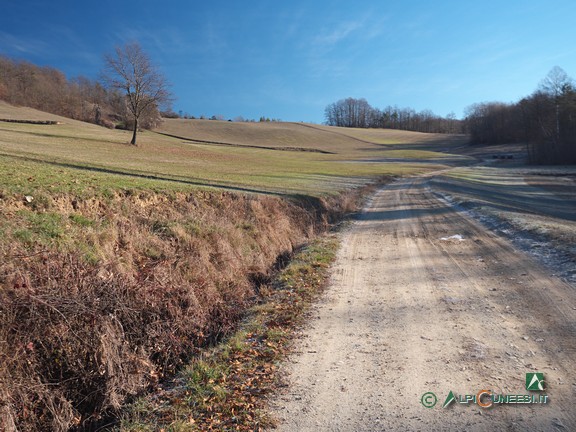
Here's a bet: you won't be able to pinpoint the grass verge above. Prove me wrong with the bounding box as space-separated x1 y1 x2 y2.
119 233 341 431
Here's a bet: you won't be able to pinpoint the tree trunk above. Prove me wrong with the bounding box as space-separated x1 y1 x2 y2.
131 118 138 145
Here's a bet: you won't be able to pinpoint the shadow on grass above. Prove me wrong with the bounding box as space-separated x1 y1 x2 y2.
154 131 336 154
0 152 280 196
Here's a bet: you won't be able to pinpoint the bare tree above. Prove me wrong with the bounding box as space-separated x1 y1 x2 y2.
324 97 373 128
539 66 573 142
103 42 172 145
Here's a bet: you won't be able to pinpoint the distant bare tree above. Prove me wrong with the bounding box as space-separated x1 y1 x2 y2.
464 102 520 144
103 42 172 145
539 66 572 99
325 97 373 128
538 66 574 141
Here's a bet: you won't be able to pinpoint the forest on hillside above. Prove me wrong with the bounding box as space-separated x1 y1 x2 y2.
465 67 576 164
325 67 576 165
0 55 162 130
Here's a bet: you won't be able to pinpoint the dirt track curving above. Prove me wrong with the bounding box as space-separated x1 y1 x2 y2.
270 174 576 431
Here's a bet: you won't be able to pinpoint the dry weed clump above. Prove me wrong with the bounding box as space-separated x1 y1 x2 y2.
0 183 376 431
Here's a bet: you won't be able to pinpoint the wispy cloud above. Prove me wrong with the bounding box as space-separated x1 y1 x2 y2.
0 31 49 57
296 8 391 82
0 27 102 74
311 9 386 49
313 20 364 47
111 26 190 57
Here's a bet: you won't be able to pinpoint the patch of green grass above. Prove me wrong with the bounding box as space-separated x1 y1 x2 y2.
0 154 191 198
76 241 101 265
10 211 67 247
22 211 65 241
13 228 34 245
69 213 95 227
182 360 229 409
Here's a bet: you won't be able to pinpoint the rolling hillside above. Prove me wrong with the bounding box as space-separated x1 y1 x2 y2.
0 104 470 196
157 117 468 156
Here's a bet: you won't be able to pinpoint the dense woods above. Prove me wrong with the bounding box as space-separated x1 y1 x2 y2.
324 97 462 133
325 67 576 165
465 67 576 164
0 54 163 130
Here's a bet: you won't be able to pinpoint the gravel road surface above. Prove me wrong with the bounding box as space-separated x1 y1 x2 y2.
271 174 576 431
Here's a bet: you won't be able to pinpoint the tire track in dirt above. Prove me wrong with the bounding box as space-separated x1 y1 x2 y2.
270 176 576 431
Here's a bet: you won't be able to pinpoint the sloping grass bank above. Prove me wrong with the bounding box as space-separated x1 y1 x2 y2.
0 179 379 431
120 233 341 431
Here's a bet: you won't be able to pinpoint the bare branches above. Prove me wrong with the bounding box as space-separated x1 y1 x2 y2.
325 97 462 133
465 66 576 164
539 66 573 99
103 42 173 145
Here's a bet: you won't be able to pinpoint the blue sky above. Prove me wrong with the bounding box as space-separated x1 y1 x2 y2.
2 0 576 123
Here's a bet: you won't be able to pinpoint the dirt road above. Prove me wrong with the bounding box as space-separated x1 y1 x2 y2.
271 175 576 431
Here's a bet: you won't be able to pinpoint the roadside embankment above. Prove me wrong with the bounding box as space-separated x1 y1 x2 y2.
0 182 379 431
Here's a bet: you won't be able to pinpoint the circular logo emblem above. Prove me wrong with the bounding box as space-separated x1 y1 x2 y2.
421 392 437 408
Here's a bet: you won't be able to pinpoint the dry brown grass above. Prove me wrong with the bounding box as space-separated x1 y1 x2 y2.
0 101 71 122
157 118 468 155
0 181 375 431
307 123 468 146
119 232 342 431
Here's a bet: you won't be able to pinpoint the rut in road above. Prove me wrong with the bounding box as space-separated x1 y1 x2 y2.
271 177 576 431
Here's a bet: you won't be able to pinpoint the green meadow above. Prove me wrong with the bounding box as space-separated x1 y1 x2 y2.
0 102 471 197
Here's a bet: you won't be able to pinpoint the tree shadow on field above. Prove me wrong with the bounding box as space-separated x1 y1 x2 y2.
0 153 279 196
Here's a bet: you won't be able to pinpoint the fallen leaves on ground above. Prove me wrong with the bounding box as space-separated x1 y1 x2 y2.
121 234 339 431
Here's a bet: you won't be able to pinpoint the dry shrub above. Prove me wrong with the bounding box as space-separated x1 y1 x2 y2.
0 183 378 431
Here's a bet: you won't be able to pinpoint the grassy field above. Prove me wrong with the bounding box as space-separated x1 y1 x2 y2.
0 103 470 197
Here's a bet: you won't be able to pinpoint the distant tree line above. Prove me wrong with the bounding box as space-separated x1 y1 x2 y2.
464 66 576 164
0 54 163 131
324 97 462 134
162 112 284 123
